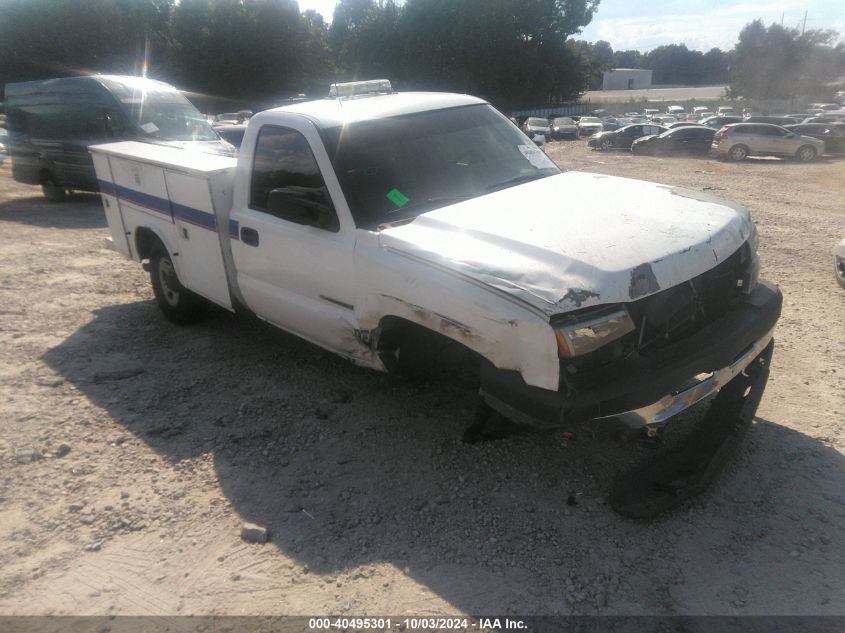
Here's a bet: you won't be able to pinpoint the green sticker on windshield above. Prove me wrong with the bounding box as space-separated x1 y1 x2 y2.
386 188 409 207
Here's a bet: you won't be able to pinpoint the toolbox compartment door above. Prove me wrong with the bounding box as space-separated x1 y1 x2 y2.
91 152 131 257
165 169 233 310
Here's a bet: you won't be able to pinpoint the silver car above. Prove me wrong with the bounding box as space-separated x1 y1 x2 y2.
835 238 845 290
711 123 825 161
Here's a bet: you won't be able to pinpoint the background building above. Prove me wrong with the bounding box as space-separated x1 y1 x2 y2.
602 69 653 91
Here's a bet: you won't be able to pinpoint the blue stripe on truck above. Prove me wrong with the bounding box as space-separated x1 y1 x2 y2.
98 178 239 239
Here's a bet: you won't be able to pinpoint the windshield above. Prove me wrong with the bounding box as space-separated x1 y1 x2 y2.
580 117 601 124
553 118 574 125
322 104 560 230
526 117 548 127
127 102 219 142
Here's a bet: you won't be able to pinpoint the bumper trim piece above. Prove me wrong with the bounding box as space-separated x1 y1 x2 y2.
602 327 775 430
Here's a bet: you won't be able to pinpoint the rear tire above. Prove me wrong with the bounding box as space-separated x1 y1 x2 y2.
149 243 206 324
795 145 817 162
835 257 845 290
729 145 749 161
41 173 66 201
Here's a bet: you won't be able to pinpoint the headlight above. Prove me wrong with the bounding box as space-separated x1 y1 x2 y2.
553 306 636 357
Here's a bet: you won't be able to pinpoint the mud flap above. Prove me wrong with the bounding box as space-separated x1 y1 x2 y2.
609 339 774 519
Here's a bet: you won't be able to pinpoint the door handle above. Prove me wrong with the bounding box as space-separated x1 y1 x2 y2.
240 226 259 247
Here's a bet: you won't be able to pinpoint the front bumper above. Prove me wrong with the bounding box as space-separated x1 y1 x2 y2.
480 279 782 429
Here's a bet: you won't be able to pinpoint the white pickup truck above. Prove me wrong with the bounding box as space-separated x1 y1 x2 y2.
91 81 782 515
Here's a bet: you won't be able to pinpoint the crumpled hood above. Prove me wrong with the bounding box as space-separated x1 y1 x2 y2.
379 171 753 315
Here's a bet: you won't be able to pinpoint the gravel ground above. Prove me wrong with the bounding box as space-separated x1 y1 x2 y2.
0 141 843 617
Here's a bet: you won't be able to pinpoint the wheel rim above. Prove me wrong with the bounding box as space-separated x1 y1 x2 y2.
158 258 180 307
798 147 814 161
731 146 746 160
602 139 613 150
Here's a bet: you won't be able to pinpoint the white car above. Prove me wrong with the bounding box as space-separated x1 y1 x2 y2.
577 116 603 136
835 238 845 289
0 128 7 165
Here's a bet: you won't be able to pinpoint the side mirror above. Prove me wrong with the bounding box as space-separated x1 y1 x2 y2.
267 187 338 231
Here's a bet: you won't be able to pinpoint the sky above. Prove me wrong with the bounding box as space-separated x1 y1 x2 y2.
298 0 845 52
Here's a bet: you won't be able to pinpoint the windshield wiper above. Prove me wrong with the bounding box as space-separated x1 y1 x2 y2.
482 173 548 194
375 194 476 231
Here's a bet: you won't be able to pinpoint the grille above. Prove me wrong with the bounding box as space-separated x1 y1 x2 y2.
629 244 751 355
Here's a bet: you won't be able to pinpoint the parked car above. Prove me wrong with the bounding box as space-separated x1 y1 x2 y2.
743 115 800 126
522 117 551 146
667 121 705 129
651 115 678 126
588 123 668 151
549 117 578 140
600 117 626 131
691 106 710 116
0 127 8 165
624 111 640 117
711 123 825 162
212 123 247 149
800 113 845 124
666 105 686 119
809 103 841 111
783 123 845 154
717 106 736 115
631 126 716 156
643 108 660 119
835 239 845 290
576 116 603 136
700 115 743 129
5 75 234 200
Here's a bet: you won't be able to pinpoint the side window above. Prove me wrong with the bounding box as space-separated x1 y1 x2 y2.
249 125 338 230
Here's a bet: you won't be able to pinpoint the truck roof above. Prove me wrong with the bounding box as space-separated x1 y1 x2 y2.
270 92 487 128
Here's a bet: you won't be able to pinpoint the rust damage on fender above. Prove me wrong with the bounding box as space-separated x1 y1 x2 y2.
377 295 481 343
629 263 660 299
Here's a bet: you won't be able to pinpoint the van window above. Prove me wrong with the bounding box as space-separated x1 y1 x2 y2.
15 103 121 140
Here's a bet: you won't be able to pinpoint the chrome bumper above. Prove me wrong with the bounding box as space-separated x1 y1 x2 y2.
602 329 775 432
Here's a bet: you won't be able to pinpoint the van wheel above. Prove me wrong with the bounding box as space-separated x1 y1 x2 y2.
729 145 749 161
795 145 817 162
149 243 206 324
41 173 66 201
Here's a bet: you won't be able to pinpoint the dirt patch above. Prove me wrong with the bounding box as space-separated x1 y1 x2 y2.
0 146 843 616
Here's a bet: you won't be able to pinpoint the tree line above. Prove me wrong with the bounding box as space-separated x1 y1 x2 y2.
0 0 601 111
0 1 842 112
572 40 731 89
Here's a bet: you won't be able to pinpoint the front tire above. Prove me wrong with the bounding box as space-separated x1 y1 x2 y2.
600 138 614 151
795 145 817 162
149 244 206 324
41 173 66 202
729 145 749 161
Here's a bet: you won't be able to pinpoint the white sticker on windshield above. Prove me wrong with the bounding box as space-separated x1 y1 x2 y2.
518 144 555 169
140 122 159 134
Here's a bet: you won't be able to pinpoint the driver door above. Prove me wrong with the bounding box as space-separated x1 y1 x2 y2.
229 124 358 354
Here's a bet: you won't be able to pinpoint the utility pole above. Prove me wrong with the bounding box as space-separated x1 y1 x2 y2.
801 10 807 35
